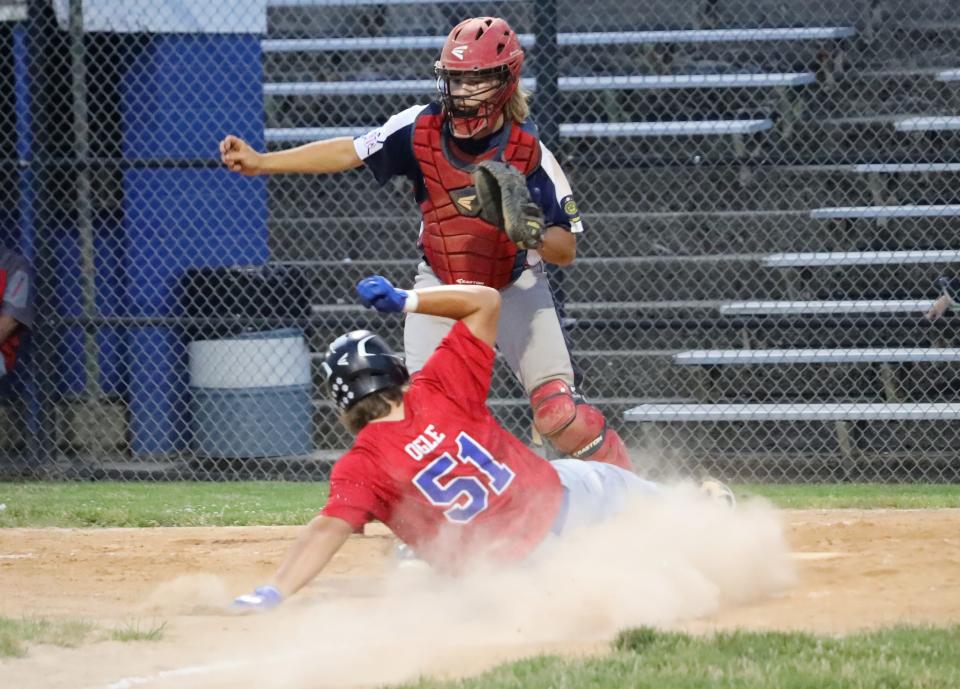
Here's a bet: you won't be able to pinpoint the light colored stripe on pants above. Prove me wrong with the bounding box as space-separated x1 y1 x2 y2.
403 262 575 393
550 459 659 534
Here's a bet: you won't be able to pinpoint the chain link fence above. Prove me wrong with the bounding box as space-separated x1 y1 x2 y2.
1 0 959 481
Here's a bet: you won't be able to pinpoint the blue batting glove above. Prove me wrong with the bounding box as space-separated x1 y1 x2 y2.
232 585 283 612
357 275 408 313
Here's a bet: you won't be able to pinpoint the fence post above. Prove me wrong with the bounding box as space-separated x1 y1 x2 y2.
24 0 59 469
68 0 103 408
532 0 560 152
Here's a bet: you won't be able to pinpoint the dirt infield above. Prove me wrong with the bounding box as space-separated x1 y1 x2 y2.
2 505 960 689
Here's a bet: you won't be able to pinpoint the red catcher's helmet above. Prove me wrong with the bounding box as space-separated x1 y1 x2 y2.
435 17 525 138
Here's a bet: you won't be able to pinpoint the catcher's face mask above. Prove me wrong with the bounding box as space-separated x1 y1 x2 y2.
436 65 515 138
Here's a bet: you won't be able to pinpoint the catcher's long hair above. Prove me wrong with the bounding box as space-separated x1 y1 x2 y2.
503 86 531 124
341 385 404 434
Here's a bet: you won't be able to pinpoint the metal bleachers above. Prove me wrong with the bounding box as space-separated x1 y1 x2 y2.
264 74 813 96
674 348 960 365
265 120 776 143
262 0 960 468
718 300 935 316
624 402 960 422
895 116 960 132
261 13 847 147
559 73 815 90
261 26 856 53
761 250 960 268
852 163 960 173
810 204 960 220
558 120 774 138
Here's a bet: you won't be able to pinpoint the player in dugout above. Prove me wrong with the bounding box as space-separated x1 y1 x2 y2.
232 276 733 611
0 246 34 381
926 276 959 320
221 16 633 471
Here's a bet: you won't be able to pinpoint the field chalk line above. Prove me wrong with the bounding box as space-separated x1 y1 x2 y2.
103 659 251 689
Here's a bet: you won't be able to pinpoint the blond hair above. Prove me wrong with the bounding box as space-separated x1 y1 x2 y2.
503 85 531 123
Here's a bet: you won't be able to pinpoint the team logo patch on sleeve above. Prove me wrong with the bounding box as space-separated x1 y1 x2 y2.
358 128 387 158
560 195 581 224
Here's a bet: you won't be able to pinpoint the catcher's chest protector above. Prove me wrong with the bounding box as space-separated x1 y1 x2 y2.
413 112 541 288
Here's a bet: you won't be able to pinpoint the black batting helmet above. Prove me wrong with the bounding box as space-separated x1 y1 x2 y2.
322 330 409 410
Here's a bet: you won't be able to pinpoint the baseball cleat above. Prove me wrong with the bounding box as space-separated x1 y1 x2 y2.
394 542 430 570
699 478 736 509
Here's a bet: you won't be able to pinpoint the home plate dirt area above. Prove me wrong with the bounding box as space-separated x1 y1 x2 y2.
2 506 959 689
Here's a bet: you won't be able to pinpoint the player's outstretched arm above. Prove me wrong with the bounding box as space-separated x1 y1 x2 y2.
233 515 353 611
219 135 363 176
356 275 501 347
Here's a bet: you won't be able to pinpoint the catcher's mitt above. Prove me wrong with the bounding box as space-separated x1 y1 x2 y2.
472 160 545 250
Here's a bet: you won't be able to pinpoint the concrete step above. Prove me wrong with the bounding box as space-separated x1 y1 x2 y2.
566 314 959 352
806 73 959 120
300 300 733 352
633 414 960 471
266 164 960 220
269 216 422 262
264 0 959 42
688 360 960 403
789 116 960 166
266 173 414 220
555 116 960 169
268 207 960 262
781 262 960 300
312 399 960 464
309 396 645 451
304 341 960 406
282 255 785 304
278 250 958 306
542 72 952 129
709 0 960 28
267 2 531 40
305 347 691 400
570 165 960 214
300 297 956 353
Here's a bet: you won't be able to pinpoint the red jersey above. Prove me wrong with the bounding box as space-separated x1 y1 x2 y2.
321 320 564 573
0 250 33 373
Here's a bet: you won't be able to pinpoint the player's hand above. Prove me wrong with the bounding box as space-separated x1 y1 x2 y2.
220 134 264 176
927 276 956 320
926 294 953 320
231 585 283 612
357 275 409 313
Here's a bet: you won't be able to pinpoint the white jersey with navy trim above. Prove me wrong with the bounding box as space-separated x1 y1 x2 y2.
352 103 584 238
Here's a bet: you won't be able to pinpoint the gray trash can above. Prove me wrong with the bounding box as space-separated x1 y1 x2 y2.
188 328 314 458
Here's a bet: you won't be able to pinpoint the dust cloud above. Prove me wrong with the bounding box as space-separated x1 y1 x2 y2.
149 484 794 689
140 572 233 615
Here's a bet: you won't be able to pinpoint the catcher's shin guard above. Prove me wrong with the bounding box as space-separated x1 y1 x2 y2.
530 380 633 472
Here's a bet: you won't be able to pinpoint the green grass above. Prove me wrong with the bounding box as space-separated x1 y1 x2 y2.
0 616 96 658
0 616 168 658
398 626 960 689
737 483 960 509
107 620 167 642
0 481 328 527
0 482 957 529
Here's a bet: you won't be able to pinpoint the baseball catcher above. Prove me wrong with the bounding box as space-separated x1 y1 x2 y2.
220 16 633 471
